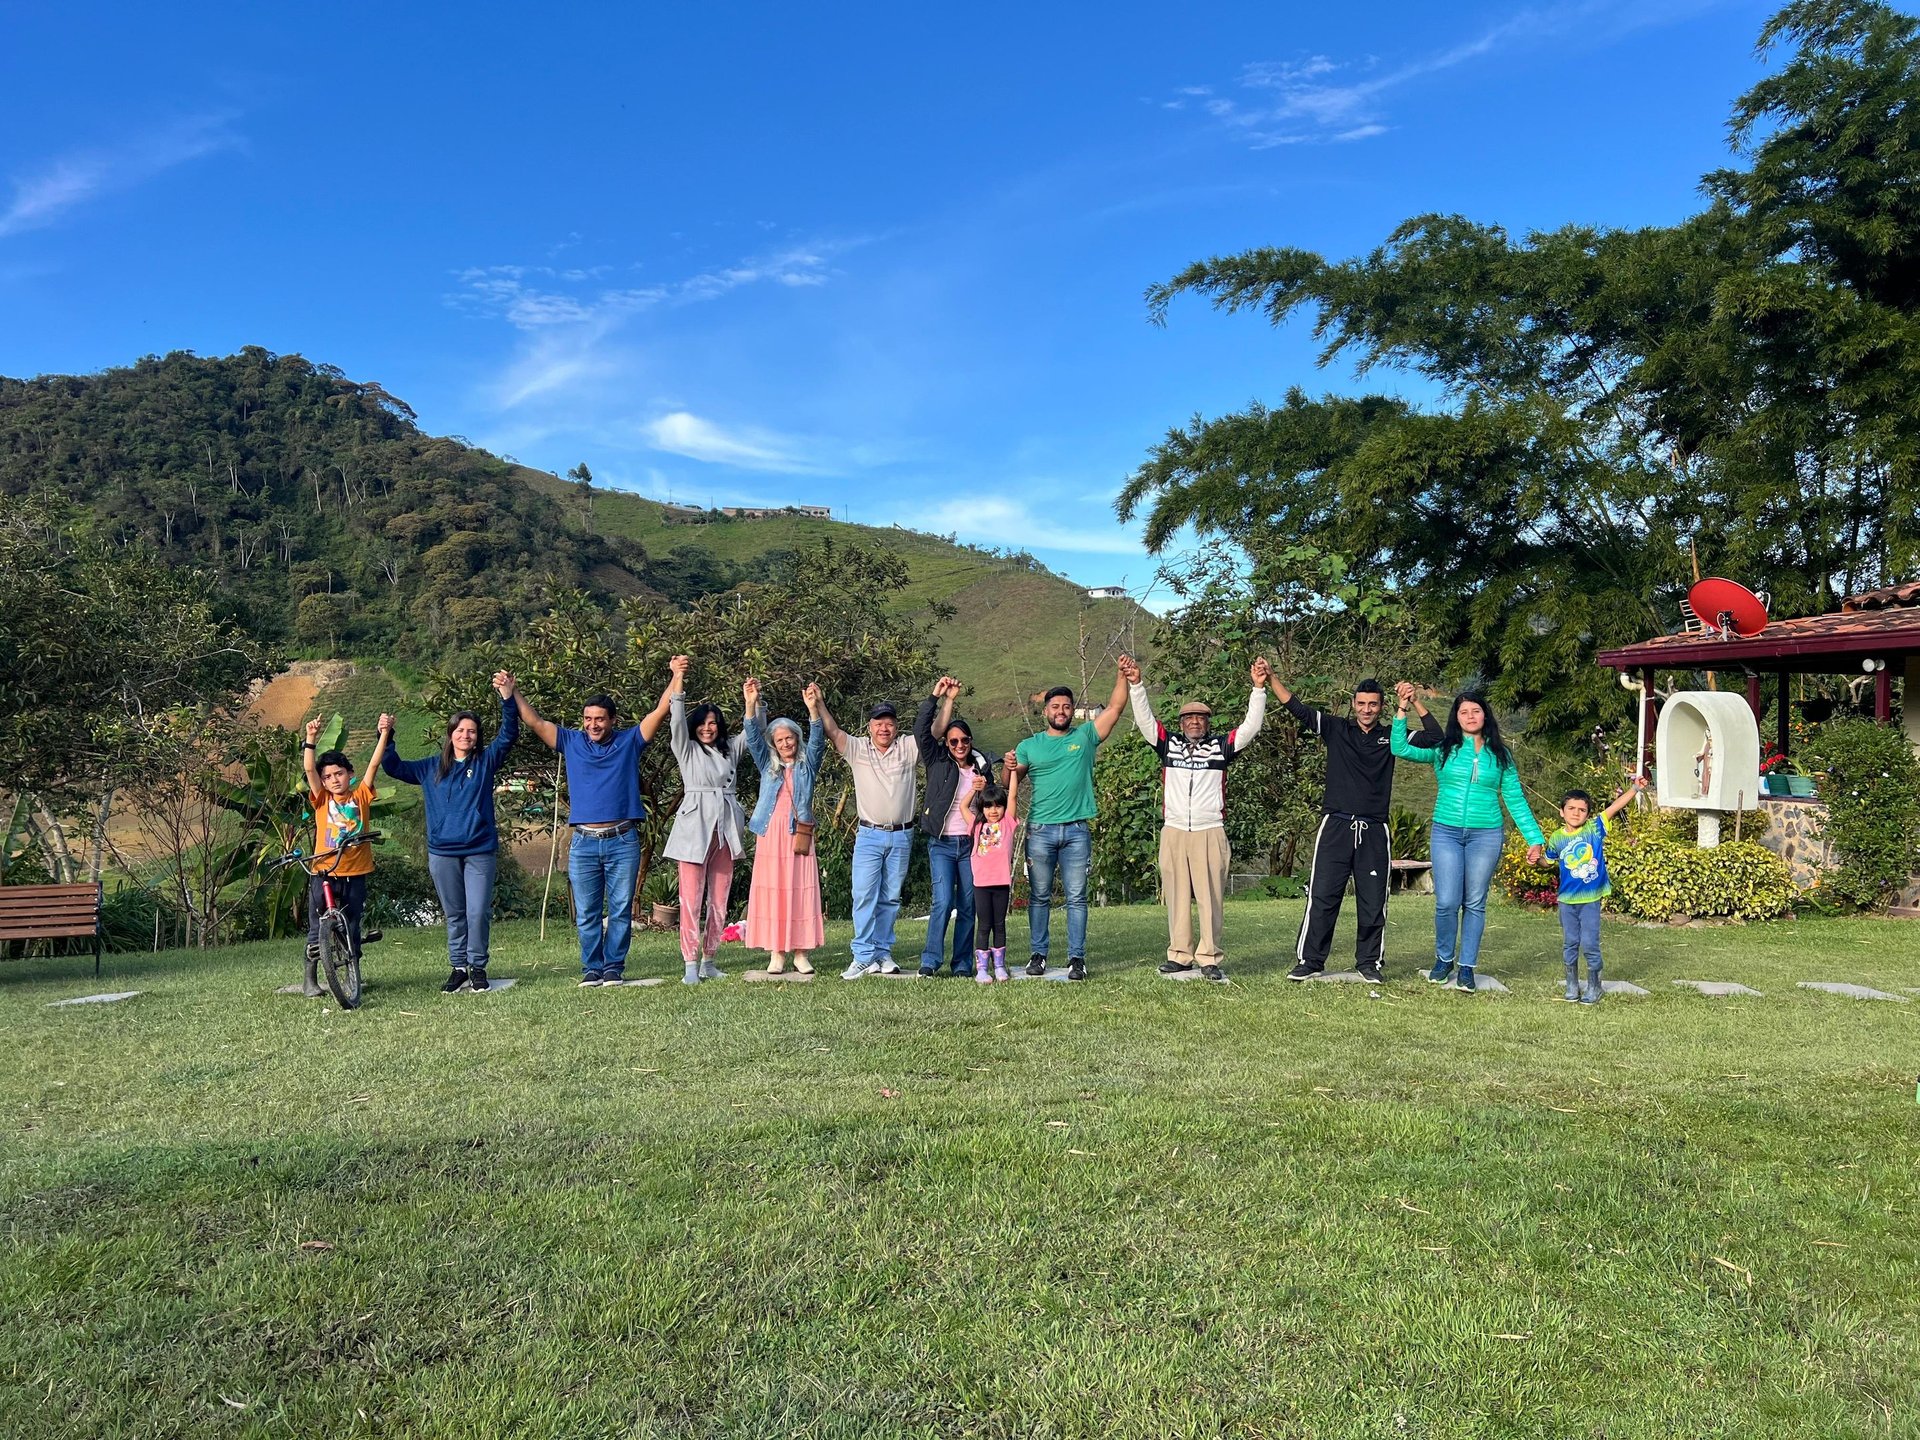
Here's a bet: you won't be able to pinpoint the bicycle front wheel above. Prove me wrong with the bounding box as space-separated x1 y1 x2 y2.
319 911 362 1009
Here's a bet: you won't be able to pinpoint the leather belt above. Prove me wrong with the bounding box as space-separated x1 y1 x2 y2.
859 820 916 832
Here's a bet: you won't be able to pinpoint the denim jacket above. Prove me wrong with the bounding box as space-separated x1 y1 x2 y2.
743 708 827 836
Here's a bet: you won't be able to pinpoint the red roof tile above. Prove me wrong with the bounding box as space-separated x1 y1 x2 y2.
1596 604 1920 670
1843 581 1920 612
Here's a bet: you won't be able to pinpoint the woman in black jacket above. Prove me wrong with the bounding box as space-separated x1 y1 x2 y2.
914 676 996 977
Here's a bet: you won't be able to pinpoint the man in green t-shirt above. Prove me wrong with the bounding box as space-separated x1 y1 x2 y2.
1002 658 1133 980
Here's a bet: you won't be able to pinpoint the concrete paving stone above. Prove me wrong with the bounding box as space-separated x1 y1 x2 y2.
1471 976 1509 994
1673 980 1764 997
743 970 814 983
1013 970 1079 982
1600 980 1651 996
462 977 516 992
1305 970 1371 984
47 991 141 1007
1797 981 1908 1002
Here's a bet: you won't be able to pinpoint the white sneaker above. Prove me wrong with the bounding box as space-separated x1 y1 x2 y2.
841 960 876 980
877 958 901 975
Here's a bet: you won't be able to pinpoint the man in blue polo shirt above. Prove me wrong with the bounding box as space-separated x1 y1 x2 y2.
513 665 679 985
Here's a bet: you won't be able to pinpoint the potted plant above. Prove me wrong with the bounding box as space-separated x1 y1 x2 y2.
639 864 679 929
1759 744 1793 797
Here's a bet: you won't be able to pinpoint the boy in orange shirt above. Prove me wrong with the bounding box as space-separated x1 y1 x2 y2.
298 715 390 996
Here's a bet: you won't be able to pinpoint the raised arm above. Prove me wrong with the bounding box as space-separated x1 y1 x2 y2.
511 685 560 750
483 679 521 770
1005 761 1019 818
1269 671 1339 738
1389 712 1440 764
1122 655 1159 739
803 684 828 771
301 717 324 794
810 681 851 755
741 678 771 771
1601 775 1648 822
914 680 950 754
1232 658 1271 748
365 714 393 782
1091 659 1133 743
640 654 687 744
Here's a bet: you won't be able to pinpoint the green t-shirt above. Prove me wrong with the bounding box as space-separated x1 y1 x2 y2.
1017 723 1100 825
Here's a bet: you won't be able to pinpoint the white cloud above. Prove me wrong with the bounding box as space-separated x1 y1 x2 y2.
1174 1 1726 150
902 493 1146 557
641 412 826 474
0 114 243 240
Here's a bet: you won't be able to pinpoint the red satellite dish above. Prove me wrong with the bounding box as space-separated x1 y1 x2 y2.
1689 577 1769 637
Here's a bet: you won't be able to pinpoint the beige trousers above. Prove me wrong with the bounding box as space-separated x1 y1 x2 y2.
1159 824 1231 966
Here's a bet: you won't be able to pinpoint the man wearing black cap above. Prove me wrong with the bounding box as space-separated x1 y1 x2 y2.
1001 659 1133 980
1269 672 1438 983
816 692 921 978
1126 655 1269 982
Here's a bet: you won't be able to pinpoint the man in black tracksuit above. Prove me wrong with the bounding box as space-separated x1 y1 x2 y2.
1269 674 1440 982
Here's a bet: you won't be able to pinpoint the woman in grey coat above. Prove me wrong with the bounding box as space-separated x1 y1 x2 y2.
661 654 750 984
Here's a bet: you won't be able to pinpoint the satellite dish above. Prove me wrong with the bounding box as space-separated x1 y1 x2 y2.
1688 577 1769 638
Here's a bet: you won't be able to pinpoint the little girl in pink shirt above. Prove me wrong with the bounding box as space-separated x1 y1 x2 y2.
969 768 1019 983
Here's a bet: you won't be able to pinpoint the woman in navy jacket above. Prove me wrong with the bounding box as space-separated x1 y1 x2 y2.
380 671 520 991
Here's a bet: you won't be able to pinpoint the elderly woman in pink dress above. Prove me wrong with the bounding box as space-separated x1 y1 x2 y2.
741 677 828 974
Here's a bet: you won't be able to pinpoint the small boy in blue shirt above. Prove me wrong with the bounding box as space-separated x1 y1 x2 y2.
1544 777 1646 1004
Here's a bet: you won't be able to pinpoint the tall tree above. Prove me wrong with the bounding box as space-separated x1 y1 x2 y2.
1119 0 1920 741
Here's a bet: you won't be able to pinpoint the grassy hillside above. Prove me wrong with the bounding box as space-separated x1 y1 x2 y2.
519 472 1155 752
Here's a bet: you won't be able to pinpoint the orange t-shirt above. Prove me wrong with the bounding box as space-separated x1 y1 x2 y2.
307 779 378 876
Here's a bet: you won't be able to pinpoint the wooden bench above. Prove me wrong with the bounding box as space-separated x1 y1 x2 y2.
1389 859 1434 894
0 883 104 975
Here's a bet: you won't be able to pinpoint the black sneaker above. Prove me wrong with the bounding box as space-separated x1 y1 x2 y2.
1066 957 1086 981
442 969 469 993
1200 964 1227 983
1026 956 1047 977
1158 960 1196 974
305 942 322 963
1355 960 1384 985
469 971 491 992
361 930 383 945
1286 960 1323 982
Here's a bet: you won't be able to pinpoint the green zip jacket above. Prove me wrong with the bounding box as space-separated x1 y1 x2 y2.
1389 714 1545 845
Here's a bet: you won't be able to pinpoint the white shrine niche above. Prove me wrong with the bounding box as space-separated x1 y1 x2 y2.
1654 691 1763 847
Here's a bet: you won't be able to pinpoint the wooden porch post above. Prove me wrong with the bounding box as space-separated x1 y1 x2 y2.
1745 673 1763 724
1640 667 1658 776
1876 664 1893 722
1778 671 1791 757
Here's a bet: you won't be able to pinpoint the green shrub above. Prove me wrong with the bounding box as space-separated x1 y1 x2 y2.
1800 718 1920 910
1495 831 1558 908
1388 809 1427 862
1608 837 1796 921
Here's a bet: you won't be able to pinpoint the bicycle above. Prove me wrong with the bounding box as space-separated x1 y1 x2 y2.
271 832 382 1009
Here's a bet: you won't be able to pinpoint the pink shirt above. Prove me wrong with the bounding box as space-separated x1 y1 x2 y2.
970 816 1016 887
943 772 977 836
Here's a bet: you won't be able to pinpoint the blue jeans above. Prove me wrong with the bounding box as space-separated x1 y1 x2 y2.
851 826 913 968
1559 899 1602 972
1026 820 1092 959
1429 822 1504 971
567 829 640 980
921 834 977 974
428 851 497 973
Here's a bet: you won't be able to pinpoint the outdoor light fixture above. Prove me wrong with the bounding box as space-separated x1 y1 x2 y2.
1863 657 1887 673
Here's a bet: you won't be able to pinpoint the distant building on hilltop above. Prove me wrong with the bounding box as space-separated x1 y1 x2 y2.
1084 585 1128 601
719 504 834 520
661 504 709 524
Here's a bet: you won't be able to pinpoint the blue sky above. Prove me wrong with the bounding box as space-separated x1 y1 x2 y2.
1 1 1777 599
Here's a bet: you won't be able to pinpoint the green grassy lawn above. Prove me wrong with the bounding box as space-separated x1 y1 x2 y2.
4 901 1916 1438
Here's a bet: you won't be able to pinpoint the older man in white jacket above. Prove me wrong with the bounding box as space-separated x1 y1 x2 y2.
1125 655 1270 983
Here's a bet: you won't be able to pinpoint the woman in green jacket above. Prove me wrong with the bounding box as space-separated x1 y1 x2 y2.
1390 684 1545 992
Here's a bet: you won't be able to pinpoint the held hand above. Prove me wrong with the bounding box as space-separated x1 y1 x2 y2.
970 772 984 791
742 677 760 708
377 712 395 735
1526 844 1545 866
1250 656 1271 685
304 717 323 743
802 681 822 711
1395 680 1415 710
1003 750 1018 773
668 654 690 681
492 670 515 699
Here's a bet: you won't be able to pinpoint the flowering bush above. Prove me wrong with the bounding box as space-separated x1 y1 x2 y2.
1495 831 1559 908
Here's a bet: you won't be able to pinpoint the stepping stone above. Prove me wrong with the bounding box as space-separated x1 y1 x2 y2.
1601 980 1650 997
1305 970 1371 984
743 970 813 983
1469 976 1509 994
1159 969 1232 984
462 977 516 992
1797 981 1908 1002
47 991 141 1007
1673 980 1764 997
621 977 669 987
1013 970 1078 982
276 983 318 995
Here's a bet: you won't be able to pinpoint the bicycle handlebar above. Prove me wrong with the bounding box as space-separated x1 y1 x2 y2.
270 831 385 872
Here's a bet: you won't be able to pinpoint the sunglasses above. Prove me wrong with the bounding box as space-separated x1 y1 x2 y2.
946 737 972 748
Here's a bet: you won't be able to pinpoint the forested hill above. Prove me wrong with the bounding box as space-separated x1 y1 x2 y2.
0 349 670 658
0 350 1152 726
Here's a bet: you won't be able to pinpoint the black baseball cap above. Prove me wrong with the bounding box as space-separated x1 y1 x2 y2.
869 702 898 720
